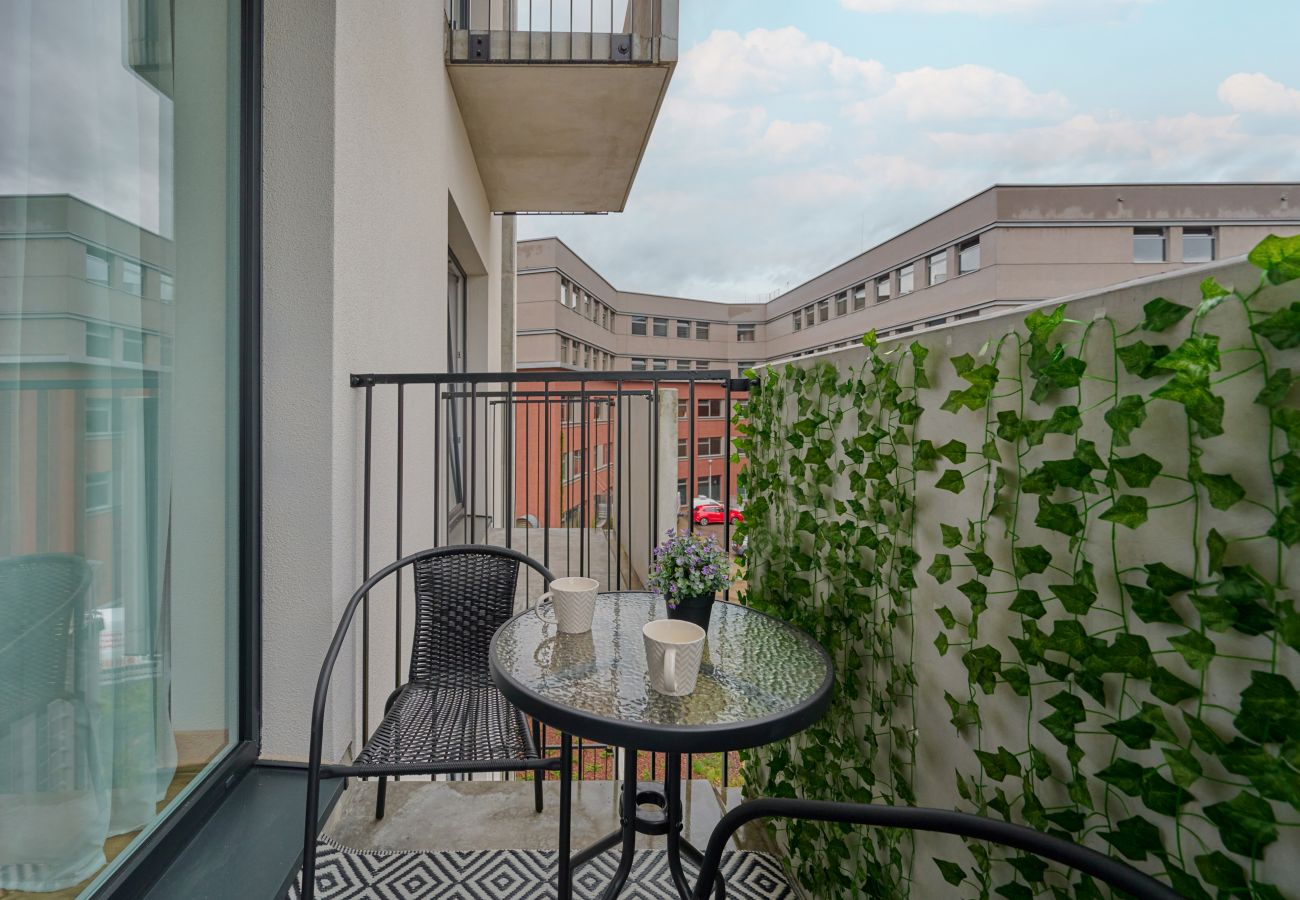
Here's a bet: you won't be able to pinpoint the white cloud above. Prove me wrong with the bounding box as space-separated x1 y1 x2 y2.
680 27 885 99
1218 73 1300 117
841 0 1148 15
847 65 1069 124
756 120 830 160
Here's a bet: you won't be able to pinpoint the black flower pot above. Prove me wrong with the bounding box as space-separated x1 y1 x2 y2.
667 593 715 632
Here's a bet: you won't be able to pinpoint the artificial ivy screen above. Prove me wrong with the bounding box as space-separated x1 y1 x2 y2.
735 236 1300 899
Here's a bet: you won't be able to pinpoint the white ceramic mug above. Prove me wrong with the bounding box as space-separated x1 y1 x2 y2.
535 576 599 634
643 619 706 696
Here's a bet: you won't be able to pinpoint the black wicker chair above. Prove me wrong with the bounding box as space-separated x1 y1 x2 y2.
0 554 99 798
301 545 565 900
689 798 1184 900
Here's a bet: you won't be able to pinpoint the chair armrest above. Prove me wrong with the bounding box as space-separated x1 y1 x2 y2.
690 798 1184 900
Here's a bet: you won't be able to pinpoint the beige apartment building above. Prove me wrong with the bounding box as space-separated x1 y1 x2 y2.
518 182 1300 374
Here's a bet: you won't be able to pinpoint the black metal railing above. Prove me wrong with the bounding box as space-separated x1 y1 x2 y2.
446 0 671 63
350 369 748 791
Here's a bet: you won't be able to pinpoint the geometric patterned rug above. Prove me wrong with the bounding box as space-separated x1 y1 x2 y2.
286 840 795 899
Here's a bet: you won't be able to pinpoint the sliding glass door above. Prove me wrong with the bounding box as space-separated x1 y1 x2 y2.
0 0 251 894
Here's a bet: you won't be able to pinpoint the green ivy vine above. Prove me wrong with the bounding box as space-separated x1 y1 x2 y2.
734 235 1300 900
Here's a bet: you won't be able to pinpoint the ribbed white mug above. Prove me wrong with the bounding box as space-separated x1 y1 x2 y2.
534 576 599 634
643 619 706 696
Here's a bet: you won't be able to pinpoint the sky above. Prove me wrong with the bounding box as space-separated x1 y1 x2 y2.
517 0 1300 302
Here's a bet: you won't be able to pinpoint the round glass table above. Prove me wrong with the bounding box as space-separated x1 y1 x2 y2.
489 592 834 900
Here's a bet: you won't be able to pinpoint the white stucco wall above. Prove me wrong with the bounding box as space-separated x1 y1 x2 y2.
261 0 504 761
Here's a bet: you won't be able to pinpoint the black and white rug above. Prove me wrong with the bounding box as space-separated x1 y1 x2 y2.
288 840 794 899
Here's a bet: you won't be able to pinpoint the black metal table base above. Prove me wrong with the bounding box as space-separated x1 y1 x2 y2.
568 749 724 900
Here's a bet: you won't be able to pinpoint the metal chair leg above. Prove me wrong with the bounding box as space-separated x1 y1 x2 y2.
375 776 387 820
533 719 545 813
558 733 573 900
301 768 322 900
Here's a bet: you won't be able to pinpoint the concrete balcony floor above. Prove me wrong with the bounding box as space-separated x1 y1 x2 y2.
323 778 774 856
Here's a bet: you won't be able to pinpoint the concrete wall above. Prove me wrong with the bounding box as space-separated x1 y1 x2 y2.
261 0 504 760
748 256 1300 895
620 388 678 587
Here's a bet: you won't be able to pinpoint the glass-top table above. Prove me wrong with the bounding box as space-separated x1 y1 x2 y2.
489 592 833 900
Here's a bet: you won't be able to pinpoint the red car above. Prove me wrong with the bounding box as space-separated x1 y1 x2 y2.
693 503 743 525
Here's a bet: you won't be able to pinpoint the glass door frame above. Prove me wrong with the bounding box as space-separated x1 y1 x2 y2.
83 0 264 895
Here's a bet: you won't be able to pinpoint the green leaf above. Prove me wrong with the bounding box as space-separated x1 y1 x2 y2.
1006 855 1048 884
1151 666 1200 704
1152 373 1225 438
1255 368 1295 407
1194 852 1248 892
1100 816 1164 861
974 746 1021 781
965 551 994 577
1012 545 1051 578
1235 671 1300 744
934 859 966 887
1125 583 1183 625
1146 562 1195 595
861 328 878 348
962 645 1002 695
937 439 967 464
927 554 952 584
934 632 949 656
981 439 1001 462
1104 714 1156 750
1050 583 1097 615
1099 633 1154 678
1154 334 1221 377
1139 769 1192 816
1204 792 1278 859
1117 341 1171 378
940 523 962 548
1111 453 1162 488
1184 712 1225 755
1196 470 1246 510
1104 395 1147 447
1169 630 1216 670
1009 589 1046 619
1162 747 1202 788
1140 297 1193 332
1035 497 1083 536
958 579 988 614
1207 527 1228 574
935 469 966 493
1099 494 1148 529
1003 666 1030 696
1096 758 1144 795
1248 233 1300 284
1189 591 1237 632
1267 505 1300 545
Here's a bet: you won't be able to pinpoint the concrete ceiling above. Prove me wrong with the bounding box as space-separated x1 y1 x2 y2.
448 63 673 214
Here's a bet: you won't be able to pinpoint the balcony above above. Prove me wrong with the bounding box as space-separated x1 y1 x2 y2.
445 1 677 213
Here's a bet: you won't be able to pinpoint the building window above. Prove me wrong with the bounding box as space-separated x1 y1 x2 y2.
835 292 847 316
85 397 113 436
697 475 722 500
737 323 755 342
737 361 754 377
955 309 980 321
929 251 947 285
631 357 646 371
595 400 610 422
85 471 113 512
85 322 112 359
653 317 668 337
653 358 668 371
122 260 143 295
696 360 710 370
677 479 688 506
678 400 688 418
875 275 891 302
676 319 691 338
631 315 647 335
560 337 569 364
582 293 591 318
1133 227 1166 263
815 300 827 323
802 305 814 327
1183 227 1215 263
958 238 981 274
85 246 110 284
926 317 947 328
160 273 174 302
676 359 691 371
696 322 709 340
792 311 802 331
853 284 867 311
678 438 688 459
697 398 723 418
697 436 723 457
560 278 570 307
898 264 915 295
595 495 609 521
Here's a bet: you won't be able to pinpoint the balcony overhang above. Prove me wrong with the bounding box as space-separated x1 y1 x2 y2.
448 62 673 213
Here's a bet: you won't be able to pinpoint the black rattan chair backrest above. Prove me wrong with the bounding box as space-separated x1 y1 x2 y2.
407 547 552 684
0 553 94 725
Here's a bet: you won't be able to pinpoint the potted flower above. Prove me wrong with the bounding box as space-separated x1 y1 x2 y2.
647 530 734 631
